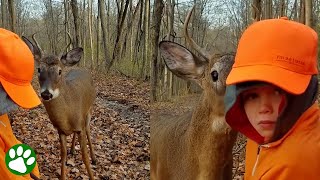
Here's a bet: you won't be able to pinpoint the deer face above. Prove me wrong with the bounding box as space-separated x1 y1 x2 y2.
37 56 63 101
207 55 234 96
22 36 83 101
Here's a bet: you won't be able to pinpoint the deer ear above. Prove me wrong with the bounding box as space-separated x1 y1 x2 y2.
159 41 207 80
21 36 42 63
61 47 83 66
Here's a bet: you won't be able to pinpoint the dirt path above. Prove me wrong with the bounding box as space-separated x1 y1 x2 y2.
10 72 150 179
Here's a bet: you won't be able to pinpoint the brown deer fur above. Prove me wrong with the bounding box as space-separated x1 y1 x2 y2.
151 7 238 180
22 35 96 180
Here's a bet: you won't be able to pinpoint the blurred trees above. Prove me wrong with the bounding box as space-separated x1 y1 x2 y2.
0 0 318 102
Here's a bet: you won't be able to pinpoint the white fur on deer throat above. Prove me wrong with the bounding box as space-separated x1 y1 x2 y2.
211 116 227 133
40 88 60 100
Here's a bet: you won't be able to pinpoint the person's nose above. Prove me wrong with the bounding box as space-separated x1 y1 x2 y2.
258 94 273 114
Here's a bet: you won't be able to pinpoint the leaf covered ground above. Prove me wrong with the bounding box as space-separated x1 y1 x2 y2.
9 72 150 179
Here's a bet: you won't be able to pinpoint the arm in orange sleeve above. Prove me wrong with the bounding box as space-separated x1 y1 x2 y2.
0 137 40 180
0 114 40 179
1 139 36 180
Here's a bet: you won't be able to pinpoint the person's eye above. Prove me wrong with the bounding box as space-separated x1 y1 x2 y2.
274 88 283 96
243 93 258 101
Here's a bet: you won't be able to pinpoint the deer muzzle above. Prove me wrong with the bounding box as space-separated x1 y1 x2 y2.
41 90 53 101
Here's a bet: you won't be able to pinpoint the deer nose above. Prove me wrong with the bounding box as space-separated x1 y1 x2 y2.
41 90 53 100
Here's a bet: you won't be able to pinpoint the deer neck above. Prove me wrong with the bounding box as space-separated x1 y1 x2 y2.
191 88 225 126
186 88 236 174
188 87 227 143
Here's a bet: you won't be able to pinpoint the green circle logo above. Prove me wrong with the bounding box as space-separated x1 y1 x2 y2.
5 144 37 175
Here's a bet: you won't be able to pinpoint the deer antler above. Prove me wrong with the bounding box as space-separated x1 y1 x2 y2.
184 6 210 62
32 33 43 57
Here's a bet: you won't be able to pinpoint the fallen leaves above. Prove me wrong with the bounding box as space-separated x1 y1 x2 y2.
10 72 150 179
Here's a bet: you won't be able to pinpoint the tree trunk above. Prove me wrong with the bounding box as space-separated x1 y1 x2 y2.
1 0 7 29
140 0 150 79
96 14 100 67
98 0 110 67
166 0 175 97
81 0 86 66
134 0 143 70
279 0 286 17
8 0 16 32
305 0 312 27
44 0 58 54
88 0 94 68
252 0 261 22
150 0 164 102
71 0 80 47
64 0 71 51
299 0 305 24
264 0 272 19
108 0 130 71
290 0 298 20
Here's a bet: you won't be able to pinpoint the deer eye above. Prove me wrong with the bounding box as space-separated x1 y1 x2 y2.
211 70 219 82
59 69 62 75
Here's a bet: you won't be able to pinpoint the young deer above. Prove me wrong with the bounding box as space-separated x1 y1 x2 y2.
22 35 96 180
151 7 238 180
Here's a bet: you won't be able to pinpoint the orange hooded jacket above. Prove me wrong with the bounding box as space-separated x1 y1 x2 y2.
244 103 320 180
0 114 40 179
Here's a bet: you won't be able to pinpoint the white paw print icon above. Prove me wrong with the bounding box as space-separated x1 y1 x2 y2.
5 144 37 175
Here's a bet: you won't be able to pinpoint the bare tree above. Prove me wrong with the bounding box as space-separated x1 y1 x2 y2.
305 0 312 27
64 0 71 51
88 0 94 68
71 0 80 47
252 0 261 22
264 0 272 19
96 11 100 67
8 0 16 32
150 0 164 102
108 0 130 71
140 0 150 79
299 0 305 24
98 0 110 67
1 0 7 29
279 0 286 17
43 0 59 54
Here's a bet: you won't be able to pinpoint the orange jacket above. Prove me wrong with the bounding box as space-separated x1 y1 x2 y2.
0 114 40 179
244 103 320 180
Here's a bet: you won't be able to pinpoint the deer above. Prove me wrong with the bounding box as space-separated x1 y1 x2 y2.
22 34 96 180
151 7 238 180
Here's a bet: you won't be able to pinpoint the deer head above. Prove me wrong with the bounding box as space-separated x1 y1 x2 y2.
159 6 234 97
22 34 84 101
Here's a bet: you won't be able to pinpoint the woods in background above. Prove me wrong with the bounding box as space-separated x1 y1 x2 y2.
0 0 319 103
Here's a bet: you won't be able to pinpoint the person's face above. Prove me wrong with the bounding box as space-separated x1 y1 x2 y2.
242 85 285 143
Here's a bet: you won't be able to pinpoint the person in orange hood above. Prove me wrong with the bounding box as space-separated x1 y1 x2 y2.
224 17 320 179
0 28 41 179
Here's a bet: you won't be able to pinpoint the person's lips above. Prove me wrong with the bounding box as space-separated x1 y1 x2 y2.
258 120 276 129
